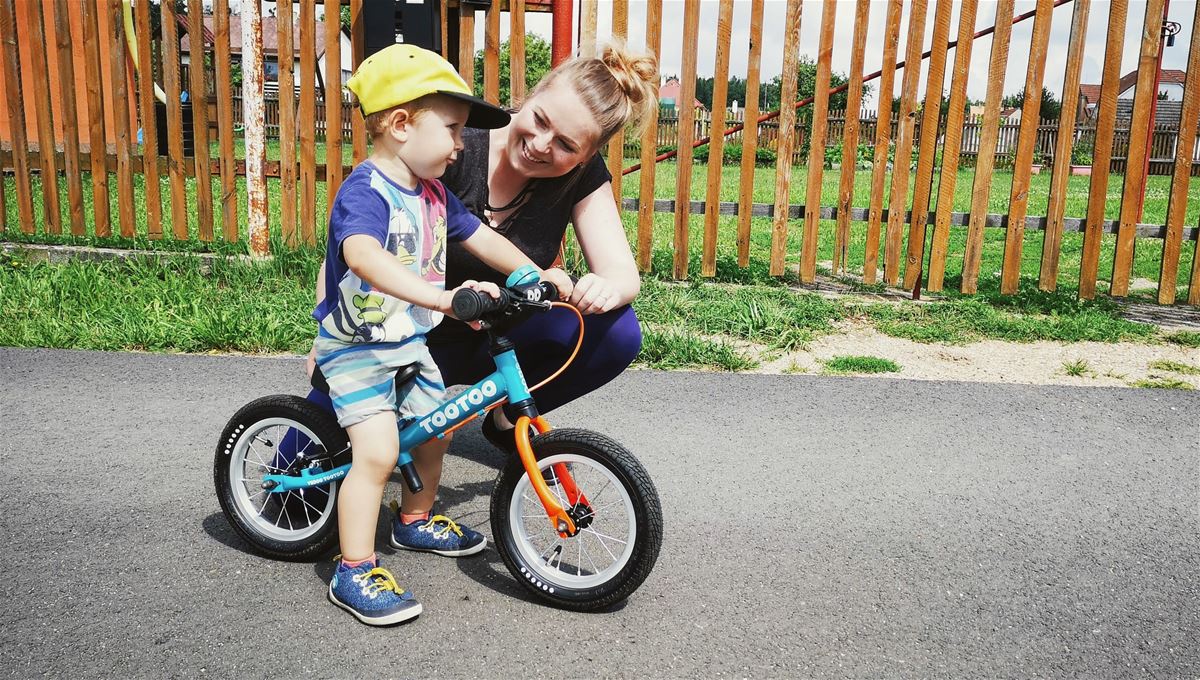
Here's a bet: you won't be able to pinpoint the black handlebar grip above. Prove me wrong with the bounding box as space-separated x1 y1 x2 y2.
451 288 505 321
399 461 424 494
540 281 559 302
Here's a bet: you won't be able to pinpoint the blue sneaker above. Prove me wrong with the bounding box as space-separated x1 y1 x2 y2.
327 558 422 626
389 504 487 557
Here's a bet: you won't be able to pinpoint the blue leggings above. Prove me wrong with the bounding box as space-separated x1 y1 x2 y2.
300 304 642 421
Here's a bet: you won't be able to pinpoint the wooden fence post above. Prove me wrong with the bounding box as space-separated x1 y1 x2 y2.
52 0 85 235
26 0 61 234
701 0 734 278
1000 0 1055 295
673 0 702 279
636 0 662 272
278 0 297 246
884 0 930 285
1079 0 1129 298
863 0 902 285
903 0 954 291
769 0 803 277
961 0 1015 294
800 0 837 283
735 0 765 269
1159 2 1200 304
834 0 871 275
1041 0 1091 291
186 0 212 241
1111 0 1167 297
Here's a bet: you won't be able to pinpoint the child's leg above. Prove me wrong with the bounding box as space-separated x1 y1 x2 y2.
398 433 453 517
338 411 400 561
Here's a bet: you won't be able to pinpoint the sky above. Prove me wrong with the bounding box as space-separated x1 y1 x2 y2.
484 0 1200 109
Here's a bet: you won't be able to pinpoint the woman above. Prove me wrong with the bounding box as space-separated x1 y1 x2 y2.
309 42 660 452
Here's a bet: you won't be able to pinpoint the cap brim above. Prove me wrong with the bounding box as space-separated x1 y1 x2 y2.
438 91 512 129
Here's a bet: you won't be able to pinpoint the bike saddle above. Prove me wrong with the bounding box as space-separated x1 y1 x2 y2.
310 363 421 395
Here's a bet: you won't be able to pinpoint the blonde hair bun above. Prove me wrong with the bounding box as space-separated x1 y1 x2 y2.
530 40 661 146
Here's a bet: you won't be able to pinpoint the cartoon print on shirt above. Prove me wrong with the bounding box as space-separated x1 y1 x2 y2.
350 292 387 342
385 205 419 266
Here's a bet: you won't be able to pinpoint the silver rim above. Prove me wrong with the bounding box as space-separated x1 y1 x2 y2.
228 417 338 542
507 453 637 592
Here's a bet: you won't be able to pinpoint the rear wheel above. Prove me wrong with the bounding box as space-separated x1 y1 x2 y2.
490 428 662 611
214 395 348 561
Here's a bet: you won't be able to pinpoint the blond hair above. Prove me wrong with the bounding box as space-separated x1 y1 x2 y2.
362 94 439 137
528 41 659 148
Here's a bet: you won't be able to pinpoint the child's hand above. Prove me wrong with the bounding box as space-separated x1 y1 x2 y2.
444 280 503 329
305 344 317 378
539 268 574 301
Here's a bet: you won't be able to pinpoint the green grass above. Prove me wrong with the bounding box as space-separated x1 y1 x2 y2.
1164 331 1200 348
0 237 1179 372
1130 376 1195 390
1062 358 1091 377
1148 359 1200 376
822 355 901 374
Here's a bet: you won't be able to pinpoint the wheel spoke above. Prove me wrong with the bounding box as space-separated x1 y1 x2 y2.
581 527 625 561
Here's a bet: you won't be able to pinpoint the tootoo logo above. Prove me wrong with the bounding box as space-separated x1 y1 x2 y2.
417 380 499 434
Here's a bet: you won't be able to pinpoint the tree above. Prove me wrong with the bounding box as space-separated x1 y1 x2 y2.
760 57 866 121
472 35 553 105
1002 86 1061 121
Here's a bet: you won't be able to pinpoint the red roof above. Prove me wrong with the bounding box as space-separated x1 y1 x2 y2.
1115 69 1186 96
658 77 706 111
1078 84 1102 106
181 16 333 59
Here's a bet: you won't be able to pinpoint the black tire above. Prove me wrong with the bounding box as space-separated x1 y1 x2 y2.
490 428 662 611
214 394 349 561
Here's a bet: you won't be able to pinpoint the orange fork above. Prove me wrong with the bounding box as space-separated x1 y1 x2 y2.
514 415 587 537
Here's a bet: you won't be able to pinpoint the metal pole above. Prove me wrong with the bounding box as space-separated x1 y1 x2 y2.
551 0 573 66
243 0 268 256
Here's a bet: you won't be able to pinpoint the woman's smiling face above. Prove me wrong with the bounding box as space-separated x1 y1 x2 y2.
506 80 604 178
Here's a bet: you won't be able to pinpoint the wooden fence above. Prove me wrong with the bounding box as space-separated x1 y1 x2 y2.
1 0 1198 305
648 106 1200 176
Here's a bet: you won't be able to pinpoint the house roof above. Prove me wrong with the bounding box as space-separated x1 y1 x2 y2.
658 77 706 111
1078 84 1102 106
1117 68 1187 94
181 16 333 59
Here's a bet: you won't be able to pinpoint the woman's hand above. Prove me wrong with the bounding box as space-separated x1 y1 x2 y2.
539 267 575 301
569 272 621 315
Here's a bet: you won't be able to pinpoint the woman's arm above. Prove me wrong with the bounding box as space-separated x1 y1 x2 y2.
460 225 575 298
570 181 641 314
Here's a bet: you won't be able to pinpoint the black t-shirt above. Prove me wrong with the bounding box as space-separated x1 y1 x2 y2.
428 127 612 343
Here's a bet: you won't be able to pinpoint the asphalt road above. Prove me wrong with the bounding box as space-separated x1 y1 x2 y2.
1 347 1197 678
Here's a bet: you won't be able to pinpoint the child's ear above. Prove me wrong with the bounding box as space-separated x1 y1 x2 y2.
387 108 412 142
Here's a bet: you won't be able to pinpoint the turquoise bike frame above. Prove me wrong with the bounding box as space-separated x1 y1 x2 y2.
262 348 531 493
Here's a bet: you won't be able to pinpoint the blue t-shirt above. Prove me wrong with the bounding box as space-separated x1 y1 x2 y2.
313 162 480 343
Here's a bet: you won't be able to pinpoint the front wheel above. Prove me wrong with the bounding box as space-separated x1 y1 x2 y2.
214 394 349 561
490 428 663 611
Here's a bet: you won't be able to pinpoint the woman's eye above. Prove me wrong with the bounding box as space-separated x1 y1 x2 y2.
559 140 574 152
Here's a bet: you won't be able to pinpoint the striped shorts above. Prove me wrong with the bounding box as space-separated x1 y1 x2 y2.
312 335 446 429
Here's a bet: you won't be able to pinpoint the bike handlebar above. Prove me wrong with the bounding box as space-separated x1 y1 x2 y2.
451 281 560 324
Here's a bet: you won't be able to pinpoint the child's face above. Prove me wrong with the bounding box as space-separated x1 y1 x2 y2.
397 96 471 180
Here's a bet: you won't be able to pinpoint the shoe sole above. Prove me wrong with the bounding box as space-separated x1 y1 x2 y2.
328 585 423 626
389 534 488 557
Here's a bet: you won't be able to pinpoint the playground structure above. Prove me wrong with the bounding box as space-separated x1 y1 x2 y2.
0 0 1198 306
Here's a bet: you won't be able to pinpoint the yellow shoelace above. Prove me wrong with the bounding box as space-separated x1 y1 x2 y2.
423 514 465 539
359 567 405 597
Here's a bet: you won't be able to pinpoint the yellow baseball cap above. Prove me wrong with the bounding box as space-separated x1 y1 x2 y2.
347 43 510 129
